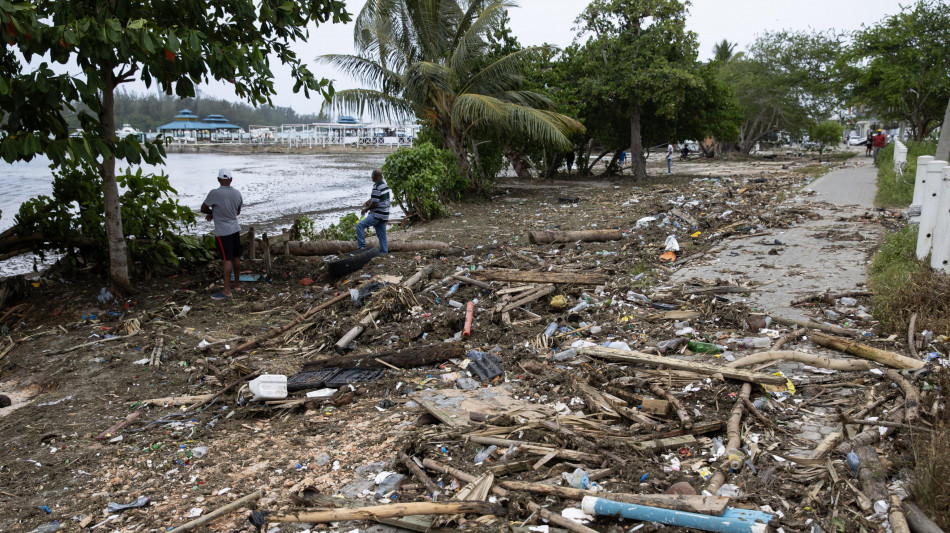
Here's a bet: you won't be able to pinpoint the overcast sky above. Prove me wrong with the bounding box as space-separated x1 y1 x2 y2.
184 0 906 116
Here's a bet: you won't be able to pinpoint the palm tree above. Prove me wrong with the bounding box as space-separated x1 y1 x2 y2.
317 0 583 190
712 39 743 64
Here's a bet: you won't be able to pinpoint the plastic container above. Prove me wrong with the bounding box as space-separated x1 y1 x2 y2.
248 374 288 401
474 445 497 464
657 338 686 354
375 473 405 498
686 340 722 354
191 446 208 459
543 322 558 337
839 297 857 306
447 299 464 309
553 348 578 362
725 448 746 471
562 467 591 489
847 451 860 476
569 301 589 313
732 337 771 349
445 283 460 297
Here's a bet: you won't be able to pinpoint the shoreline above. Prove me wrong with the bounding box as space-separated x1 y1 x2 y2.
163 142 409 155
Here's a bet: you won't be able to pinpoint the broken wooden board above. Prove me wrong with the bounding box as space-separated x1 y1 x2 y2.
636 435 697 453
410 387 557 427
303 343 465 371
578 346 787 385
639 398 672 417
649 310 702 321
473 269 609 286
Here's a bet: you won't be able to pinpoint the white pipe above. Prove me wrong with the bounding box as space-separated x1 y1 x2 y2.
916 160 948 259
910 155 935 220
931 166 950 274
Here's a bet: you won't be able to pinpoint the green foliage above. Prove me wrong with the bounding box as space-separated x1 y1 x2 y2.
570 0 704 178
809 121 844 155
317 213 359 241
844 0 950 141
382 143 466 221
14 158 204 275
868 225 924 332
318 0 582 191
292 216 316 241
876 140 937 207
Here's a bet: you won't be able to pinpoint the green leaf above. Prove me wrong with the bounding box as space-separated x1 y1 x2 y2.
127 19 145 30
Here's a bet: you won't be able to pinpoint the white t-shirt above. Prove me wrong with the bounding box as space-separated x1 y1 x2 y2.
666 145 674 161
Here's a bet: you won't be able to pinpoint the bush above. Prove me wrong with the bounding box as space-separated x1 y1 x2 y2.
382 142 467 221
317 213 360 241
809 120 844 157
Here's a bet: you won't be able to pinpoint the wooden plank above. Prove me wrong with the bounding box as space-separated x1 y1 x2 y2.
578 346 787 385
636 435 697 452
473 269 608 286
415 398 468 427
639 399 672 417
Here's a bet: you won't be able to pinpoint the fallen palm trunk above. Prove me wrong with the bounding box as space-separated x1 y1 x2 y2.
810 332 924 370
451 274 492 290
271 239 448 256
468 435 602 462
707 383 750 494
901 501 945 533
890 495 912 533
500 480 728 515
854 445 889 503
728 350 871 371
579 346 787 385
266 501 503 524
168 489 262 533
528 229 623 244
884 369 921 423
303 342 464 371
771 315 860 337
474 269 609 286
581 496 774 533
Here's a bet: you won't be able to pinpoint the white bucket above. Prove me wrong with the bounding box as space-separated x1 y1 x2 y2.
248 374 287 401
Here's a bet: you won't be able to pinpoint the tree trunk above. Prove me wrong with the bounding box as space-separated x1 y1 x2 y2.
443 127 474 190
101 69 133 294
628 99 647 179
506 149 533 179
935 95 950 162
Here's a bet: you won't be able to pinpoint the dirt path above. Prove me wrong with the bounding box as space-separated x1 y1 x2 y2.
672 157 884 320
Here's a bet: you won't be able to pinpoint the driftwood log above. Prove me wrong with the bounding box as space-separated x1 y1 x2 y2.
706 382 750 493
854 445 888 503
901 501 945 533
528 229 624 244
579 346 788 385
270 239 448 256
810 332 924 370
266 501 503 523
728 350 871 371
498 480 729 515
884 369 921 423
168 489 262 533
303 343 465 371
771 315 860 337
474 269 609 286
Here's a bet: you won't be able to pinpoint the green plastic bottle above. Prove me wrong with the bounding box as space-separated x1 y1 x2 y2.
687 340 723 354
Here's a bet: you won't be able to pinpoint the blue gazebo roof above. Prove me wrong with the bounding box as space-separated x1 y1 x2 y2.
157 110 240 131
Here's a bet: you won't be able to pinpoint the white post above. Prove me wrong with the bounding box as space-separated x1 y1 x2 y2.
910 155 935 220
893 141 907 173
931 166 950 274
916 160 948 259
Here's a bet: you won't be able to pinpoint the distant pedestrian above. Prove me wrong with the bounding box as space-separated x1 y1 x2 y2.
356 168 390 254
865 131 874 157
565 151 575 175
201 169 243 300
666 143 674 174
618 150 626 172
872 129 887 163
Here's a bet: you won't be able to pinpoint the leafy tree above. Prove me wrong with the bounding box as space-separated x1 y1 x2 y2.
711 39 742 64
715 30 842 155
318 0 582 192
572 0 701 179
809 120 844 160
0 1 349 293
844 0 950 141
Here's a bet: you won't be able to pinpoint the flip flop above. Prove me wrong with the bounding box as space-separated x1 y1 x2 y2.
232 286 244 292
210 292 231 300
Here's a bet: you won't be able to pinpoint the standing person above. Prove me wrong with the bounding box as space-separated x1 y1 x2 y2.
865 131 874 157
666 143 674 174
356 169 390 254
873 129 887 162
617 150 626 172
201 169 243 300
565 151 575 175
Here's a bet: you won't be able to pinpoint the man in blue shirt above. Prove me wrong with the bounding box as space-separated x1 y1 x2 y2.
201 169 243 299
356 169 390 254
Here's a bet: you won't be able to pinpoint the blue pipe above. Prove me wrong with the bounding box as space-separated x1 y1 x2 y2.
582 496 774 533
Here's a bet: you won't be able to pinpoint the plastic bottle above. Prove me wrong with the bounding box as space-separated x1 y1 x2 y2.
474 445 497 464
375 473 405 498
657 338 686 354
687 340 723 354
568 301 588 313
846 451 860 476
839 297 857 306
752 397 768 410
191 446 208 459
543 322 558 337
553 348 578 362
733 337 770 349
725 448 746 471
445 283 460 297
447 300 464 309
31 524 61 533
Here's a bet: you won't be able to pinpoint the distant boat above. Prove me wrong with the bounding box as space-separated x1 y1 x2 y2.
117 124 142 136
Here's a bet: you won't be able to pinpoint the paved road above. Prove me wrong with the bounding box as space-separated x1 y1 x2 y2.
672 158 882 320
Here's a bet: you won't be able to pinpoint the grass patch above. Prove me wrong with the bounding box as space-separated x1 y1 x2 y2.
911 371 950 530
876 140 937 207
793 164 831 179
868 224 950 334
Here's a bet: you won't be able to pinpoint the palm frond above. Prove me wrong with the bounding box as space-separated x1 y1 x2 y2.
453 94 582 148
461 45 554 95
321 88 416 123
316 54 402 92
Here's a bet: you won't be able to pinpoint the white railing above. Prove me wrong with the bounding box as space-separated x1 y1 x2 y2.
893 140 908 176
913 157 950 274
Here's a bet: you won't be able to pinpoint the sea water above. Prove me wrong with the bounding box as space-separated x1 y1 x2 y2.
0 151 396 277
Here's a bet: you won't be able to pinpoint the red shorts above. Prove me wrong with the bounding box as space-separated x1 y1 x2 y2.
216 232 242 261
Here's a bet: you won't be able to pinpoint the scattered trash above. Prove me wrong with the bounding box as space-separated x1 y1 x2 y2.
105 496 149 513
248 374 288 401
